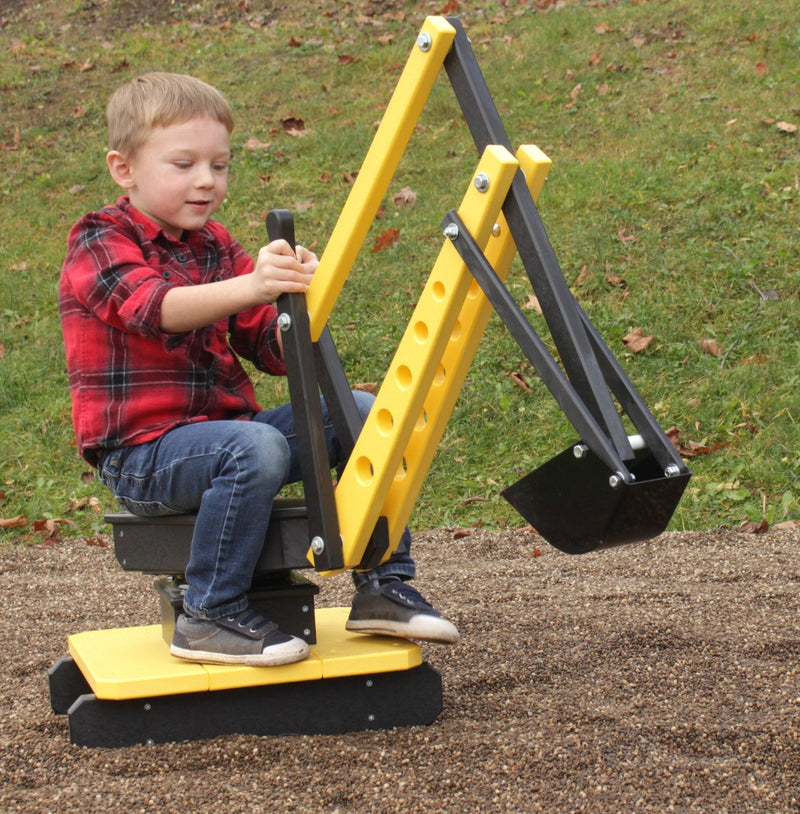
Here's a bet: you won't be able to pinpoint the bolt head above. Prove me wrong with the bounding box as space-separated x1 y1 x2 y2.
474 172 490 192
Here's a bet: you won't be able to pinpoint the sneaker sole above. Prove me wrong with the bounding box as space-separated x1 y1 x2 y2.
170 639 310 667
346 616 459 644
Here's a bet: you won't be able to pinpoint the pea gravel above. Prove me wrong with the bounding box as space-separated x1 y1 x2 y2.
2 524 800 813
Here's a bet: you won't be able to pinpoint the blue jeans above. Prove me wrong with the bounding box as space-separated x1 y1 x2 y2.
98 391 415 620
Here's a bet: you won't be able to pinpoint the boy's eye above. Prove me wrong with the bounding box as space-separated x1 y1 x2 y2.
213 163 229 172
174 161 192 169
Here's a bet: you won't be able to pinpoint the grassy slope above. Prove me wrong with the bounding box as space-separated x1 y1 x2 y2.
0 0 798 542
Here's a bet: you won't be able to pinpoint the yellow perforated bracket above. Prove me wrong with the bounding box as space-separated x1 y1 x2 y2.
328 145 521 571
380 146 552 549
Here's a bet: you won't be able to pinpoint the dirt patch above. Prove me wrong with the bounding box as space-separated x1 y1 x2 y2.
2 526 800 812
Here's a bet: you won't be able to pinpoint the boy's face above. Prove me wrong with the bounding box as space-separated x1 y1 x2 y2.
118 115 231 239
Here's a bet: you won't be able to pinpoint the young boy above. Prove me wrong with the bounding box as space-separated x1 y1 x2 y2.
60 72 458 668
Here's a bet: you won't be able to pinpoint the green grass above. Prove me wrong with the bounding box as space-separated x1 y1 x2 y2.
1 0 798 543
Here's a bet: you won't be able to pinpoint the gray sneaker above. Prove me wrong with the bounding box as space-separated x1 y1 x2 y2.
346 579 459 644
171 608 310 667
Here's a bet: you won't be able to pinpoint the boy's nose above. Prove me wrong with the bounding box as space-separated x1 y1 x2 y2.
195 164 215 187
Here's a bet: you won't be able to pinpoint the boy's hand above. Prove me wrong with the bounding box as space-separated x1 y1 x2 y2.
252 239 318 303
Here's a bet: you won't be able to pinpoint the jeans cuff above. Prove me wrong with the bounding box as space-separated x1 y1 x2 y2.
352 560 416 588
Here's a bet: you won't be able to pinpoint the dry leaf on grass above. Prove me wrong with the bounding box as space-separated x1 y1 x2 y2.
372 227 400 253
622 327 653 353
244 136 271 151
699 338 722 357
280 116 306 136
392 186 417 207
509 371 532 392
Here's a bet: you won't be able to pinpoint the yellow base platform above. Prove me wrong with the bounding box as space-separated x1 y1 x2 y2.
68 607 422 701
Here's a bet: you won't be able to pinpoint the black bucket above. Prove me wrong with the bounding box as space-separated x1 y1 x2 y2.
502 441 690 555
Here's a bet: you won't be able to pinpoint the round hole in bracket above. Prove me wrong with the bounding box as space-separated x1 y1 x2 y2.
394 457 408 481
396 365 412 389
414 320 429 343
355 456 374 486
376 408 394 435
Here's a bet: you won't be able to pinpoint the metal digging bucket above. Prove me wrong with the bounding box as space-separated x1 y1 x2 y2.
502 440 691 555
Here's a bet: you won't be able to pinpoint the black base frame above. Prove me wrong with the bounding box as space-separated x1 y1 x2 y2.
48 657 442 748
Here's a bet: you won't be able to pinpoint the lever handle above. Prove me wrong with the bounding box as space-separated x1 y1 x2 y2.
266 208 296 250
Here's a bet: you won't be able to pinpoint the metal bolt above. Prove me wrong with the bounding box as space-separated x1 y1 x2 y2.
301 605 310 614
367 713 376 722
310 536 325 555
609 473 623 489
573 443 589 459
473 172 490 192
303 628 311 637
664 463 681 478
366 679 374 688
143 703 152 711
492 223 501 238
442 223 459 240
277 312 292 332
416 32 432 52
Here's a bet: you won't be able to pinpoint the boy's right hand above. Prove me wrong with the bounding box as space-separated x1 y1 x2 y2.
251 239 318 303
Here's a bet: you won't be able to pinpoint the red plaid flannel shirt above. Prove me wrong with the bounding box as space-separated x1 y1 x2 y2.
59 197 286 464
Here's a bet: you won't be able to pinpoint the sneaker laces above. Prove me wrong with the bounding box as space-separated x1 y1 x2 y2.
377 578 439 614
225 608 277 636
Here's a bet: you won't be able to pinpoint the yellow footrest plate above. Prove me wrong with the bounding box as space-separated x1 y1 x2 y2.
68 607 422 701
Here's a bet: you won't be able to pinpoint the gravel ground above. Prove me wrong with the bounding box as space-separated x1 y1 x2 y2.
2 525 800 813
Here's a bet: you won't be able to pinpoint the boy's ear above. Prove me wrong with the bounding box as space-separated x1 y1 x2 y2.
106 150 136 190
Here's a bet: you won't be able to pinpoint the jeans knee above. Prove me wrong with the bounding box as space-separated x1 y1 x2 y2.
219 423 291 490
351 389 376 422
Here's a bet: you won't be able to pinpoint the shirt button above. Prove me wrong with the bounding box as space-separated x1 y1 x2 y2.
162 270 171 279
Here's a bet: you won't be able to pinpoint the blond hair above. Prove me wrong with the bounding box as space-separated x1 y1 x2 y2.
106 72 234 156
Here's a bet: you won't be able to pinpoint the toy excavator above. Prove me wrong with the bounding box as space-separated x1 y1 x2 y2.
48 17 690 748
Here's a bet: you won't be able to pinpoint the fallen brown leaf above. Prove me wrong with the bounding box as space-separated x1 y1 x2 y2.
244 136 271 151
509 371 532 393
622 327 653 353
739 519 769 534
392 186 417 207
698 338 722 357
523 293 542 314
280 116 306 136
372 227 400 253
